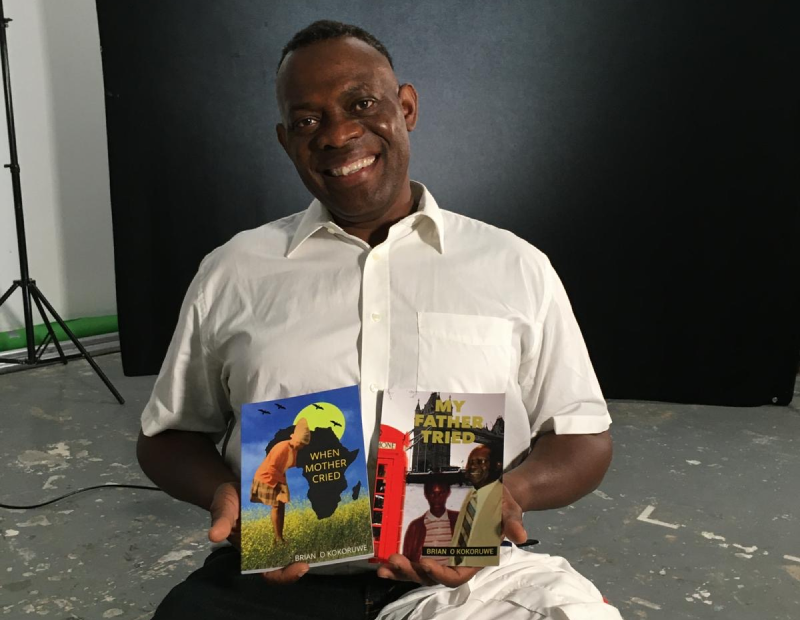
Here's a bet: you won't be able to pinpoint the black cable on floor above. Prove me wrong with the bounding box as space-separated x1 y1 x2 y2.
0 483 162 509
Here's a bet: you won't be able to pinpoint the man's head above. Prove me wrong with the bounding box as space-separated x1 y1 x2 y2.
423 480 451 518
465 444 502 489
275 21 418 237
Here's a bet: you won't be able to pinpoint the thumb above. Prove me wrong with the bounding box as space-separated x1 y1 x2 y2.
208 482 239 543
502 487 528 545
503 511 528 544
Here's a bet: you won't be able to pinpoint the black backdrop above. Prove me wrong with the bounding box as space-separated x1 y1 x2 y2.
97 0 800 406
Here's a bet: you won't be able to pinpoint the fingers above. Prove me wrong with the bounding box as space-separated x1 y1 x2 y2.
377 554 480 588
261 562 310 585
418 560 481 588
502 486 529 545
208 482 240 543
376 554 433 585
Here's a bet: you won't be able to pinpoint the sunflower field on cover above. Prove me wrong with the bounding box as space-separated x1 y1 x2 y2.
241 496 373 571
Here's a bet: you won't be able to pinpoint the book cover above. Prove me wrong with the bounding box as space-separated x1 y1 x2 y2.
240 385 374 573
373 390 505 567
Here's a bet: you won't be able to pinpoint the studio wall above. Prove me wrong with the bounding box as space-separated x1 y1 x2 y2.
0 0 116 334
97 0 800 406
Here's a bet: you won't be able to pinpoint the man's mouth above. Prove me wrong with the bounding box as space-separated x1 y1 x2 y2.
325 155 377 177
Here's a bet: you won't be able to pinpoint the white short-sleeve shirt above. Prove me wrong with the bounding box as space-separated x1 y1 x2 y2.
141 181 611 477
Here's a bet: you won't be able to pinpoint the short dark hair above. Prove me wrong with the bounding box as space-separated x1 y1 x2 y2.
470 442 503 475
277 20 393 74
423 478 451 495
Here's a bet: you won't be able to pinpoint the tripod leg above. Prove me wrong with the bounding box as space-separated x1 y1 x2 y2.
30 284 125 404
0 281 20 309
35 332 51 360
31 291 67 364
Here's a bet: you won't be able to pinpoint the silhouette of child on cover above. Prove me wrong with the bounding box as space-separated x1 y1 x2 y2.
250 418 311 543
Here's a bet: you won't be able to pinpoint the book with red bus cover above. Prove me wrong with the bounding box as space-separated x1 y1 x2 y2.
373 390 505 567
240 385 374 573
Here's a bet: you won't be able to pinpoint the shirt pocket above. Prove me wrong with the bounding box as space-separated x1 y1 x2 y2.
416 312 513 393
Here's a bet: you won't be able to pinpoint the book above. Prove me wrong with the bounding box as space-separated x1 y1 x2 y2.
372 390 505 567
240 385 374 573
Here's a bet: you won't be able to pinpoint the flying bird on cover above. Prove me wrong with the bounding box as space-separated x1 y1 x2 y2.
352 481 362 500
330 420 343 428
312 403 324 411
275 403 286 410
258 409 271 415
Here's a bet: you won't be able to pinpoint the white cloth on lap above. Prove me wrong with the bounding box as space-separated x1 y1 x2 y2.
377 546 623 620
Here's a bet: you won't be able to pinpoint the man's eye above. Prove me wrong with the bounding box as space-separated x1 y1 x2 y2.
354 99 375 111
293 118 317 130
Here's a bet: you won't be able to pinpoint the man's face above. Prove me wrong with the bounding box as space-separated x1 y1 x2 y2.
465 446 498 489
424 483 451 516
276 37 418 227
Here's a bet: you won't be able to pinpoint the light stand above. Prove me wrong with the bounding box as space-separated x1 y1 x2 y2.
0 1 123 404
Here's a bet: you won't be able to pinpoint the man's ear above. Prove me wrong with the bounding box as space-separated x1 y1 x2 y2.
276 123 288 154
398 83 419 132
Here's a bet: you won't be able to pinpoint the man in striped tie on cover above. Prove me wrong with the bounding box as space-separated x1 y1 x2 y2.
450 444 503 567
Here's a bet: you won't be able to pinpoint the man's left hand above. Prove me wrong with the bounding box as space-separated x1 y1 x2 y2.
377 486 528 587
501 485 529 545
377 554 481 587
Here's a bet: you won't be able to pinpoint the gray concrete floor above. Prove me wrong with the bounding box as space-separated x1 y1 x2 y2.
1 352 798 619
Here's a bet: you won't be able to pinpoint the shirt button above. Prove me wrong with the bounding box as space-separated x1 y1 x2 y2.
369 383 379 393
370 252 382 261
371 312 382 322
325 226 336 235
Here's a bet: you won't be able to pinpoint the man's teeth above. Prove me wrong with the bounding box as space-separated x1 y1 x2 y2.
329 156 376 177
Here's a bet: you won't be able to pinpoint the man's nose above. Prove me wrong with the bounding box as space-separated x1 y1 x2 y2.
314 113 362 150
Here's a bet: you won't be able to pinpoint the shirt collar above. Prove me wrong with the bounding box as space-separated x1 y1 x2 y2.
285 180 445 257
285 199 329 257
424 510 451 523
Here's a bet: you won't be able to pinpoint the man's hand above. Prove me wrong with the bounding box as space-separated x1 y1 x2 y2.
208 481 241 548
502 485 529 544
377 485 530 587
259 562 311 584
377 554 480 587
208 481 309 584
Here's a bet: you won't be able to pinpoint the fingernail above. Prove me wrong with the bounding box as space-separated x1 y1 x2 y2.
298 569 309 577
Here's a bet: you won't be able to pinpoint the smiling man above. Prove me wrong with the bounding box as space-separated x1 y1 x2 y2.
275 32 417 245
448 445 504 567
138 20 623 620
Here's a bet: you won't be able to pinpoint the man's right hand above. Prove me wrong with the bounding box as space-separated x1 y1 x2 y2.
259 562 311 584
208 481 241 547
207 481 310 584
